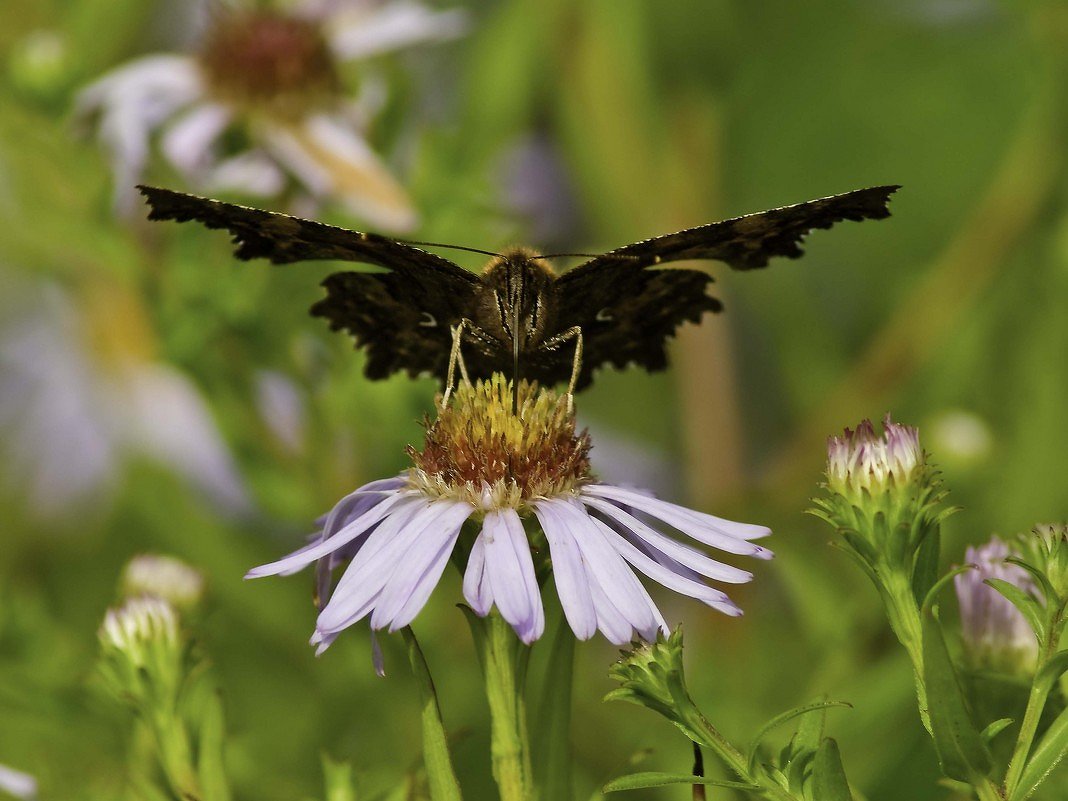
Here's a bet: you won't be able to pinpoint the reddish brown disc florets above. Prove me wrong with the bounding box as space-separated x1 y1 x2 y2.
408 376 591 510
198 11 340 114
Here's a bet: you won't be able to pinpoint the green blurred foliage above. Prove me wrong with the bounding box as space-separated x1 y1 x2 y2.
2 0 1067 799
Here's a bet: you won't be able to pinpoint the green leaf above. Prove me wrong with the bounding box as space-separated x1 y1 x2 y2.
986 579 1046 641
602 772 758 793
812 739 854 801
1036 650 1068 686
980 718 1014 745
532 608 575 801
922 565 975 615
746 700 852 771
401 628 464 801
912 525 942 606
1013 703 1068 800
922 614 992 782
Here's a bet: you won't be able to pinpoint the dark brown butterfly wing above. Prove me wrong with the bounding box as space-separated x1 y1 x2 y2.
545 268 722 390
138 186 479 382
552 185 898 386
558 185 899 277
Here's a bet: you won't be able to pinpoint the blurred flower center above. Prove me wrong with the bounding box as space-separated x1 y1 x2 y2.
198 11 340 114
408 376 592 510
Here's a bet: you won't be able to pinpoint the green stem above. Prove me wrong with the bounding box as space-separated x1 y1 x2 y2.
881 575 932 734
973 776 1004 801
1003 602 1067 795
474 612 534 801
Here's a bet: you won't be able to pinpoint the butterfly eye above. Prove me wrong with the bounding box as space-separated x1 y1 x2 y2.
595 308 613 322
419 312 438 327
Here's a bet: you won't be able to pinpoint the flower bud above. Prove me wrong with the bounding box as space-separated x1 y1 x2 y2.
813 415 950 583
98 597 182 705
1022 523 1068 602
954 537 1039 675
121 554 205 612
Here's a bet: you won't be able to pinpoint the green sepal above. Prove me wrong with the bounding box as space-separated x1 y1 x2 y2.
601 772 758 793
401 627 464 801
1011 703 1068 800
985 578 1047 642
980 718 1014 745
745 700 852 772
811 738 854 801
922 612 993 781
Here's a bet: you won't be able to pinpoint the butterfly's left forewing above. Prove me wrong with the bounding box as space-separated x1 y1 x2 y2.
138 186 479 382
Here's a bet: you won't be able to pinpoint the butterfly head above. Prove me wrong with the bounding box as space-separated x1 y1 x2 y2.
480 248 556 352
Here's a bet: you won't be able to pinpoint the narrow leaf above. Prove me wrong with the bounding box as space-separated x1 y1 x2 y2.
985 579 1046 641
812 739 854 801
196 691 232 801
912 525 942 606
402 628 464 801
922 615 992 781
746 701 852 771
980 718 1014 745
1012 703 1068 800
922 565 975 615
602 772 758 793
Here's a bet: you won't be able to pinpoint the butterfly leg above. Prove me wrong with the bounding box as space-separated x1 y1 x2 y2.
442 319 474 409
538 325 583 414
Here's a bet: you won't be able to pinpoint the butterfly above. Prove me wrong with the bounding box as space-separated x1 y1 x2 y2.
138 184 899 395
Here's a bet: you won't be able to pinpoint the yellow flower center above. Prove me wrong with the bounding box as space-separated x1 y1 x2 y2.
408 375 591 510
198 11 340 116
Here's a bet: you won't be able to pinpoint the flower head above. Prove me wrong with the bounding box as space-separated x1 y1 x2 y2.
954 537 1039 674
76 0 466 225
812 415 951 592
98 597 183 705
122 554 206 612
825 414 923 498
1021 523 1068 602
248 376 771 658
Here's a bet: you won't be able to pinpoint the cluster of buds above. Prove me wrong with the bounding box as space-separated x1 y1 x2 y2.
98 596 183 707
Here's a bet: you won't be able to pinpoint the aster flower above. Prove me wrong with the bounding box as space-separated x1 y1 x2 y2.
954 537 1039 675
76 0 466 226
248 375 772 656
0 280 249 519
0 764 37 801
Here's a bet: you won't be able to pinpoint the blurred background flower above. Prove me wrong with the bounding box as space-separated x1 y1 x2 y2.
0 278 250 520
76 0 466 227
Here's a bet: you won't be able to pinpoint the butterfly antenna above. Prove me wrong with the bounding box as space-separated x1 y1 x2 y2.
396 239 503 258
533 252 645 262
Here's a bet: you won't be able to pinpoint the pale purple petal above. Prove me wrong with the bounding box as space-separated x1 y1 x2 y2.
605 527 743 617
371 501 473 630
583 484 773 556
317 499 464 632
206 151 287 197
586 574 633 645
328 1 467 61
533 499 597 640
161 102 231 174
246 489 415 577
462 532 493 615
582 495 753 583
556 500 659 639
371 630 385 677
482 509 544 644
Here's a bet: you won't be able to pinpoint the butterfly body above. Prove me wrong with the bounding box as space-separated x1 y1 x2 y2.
138 184 899 391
